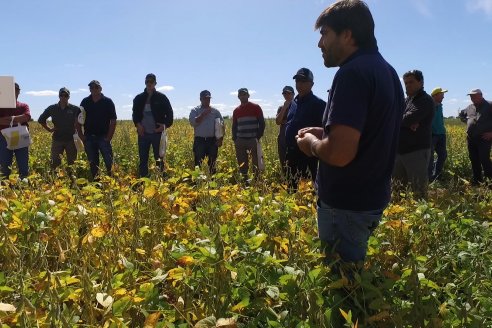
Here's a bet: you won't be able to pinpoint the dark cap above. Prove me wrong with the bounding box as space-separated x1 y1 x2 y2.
145 73 157 82
282 86 295 94
238 88 249 95
200 90 211 98
59 87 70 96
293 68 314 82
14 83 20 90
88 80 101 87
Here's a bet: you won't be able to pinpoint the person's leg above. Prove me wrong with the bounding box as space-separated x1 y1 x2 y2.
317 200 382 265
84 135 100 179
477 138 492 180
434 134 447 179
14 146 29 179
392 154 407 186
285 147 300 192
149 132 164 174
403 149 430 199
207 139 219 174
278 135 287 175
51 140 64 170
66 140 77 166
250 139 259 177
0 135 14 178
137 134 151 177
467 137 482 183
193 137 207 168
234 138 249 179
428 135 437 180
98 137 113 176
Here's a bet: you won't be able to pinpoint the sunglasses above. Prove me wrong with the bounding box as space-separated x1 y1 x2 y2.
145 80 156 84
59 94 69 98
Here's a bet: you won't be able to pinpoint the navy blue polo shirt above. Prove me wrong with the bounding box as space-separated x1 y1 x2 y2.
80 94 117 136
317 48 404 211
285 91 326 149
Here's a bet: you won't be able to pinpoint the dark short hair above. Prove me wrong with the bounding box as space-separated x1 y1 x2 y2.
403 70 424 82
315 0 377 50
145 73 156 82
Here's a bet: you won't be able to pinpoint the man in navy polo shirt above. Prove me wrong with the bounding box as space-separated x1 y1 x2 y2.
296 0 404 265
78 80 117 179
285 68 325 192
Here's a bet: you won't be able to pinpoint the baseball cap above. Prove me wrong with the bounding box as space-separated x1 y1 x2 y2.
59 87 70 96
88 80 101 87
431 87 447 97
293 68 314 82
200 90 211 98
145 73 157 82
282 86 295 94
467 89 482 95
14 83 20 90
238 88 249 95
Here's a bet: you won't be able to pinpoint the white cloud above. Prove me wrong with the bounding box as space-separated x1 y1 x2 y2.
63 63 84 68
25 90 58 97
157 86 174 92
467 0 492 15
229 90 257 96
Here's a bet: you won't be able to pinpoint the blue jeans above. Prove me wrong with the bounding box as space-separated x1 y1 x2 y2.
317 200 382 263
193 137 218 174
138 132 163 178
428 134 447 180
0 134 29 179
84 135 113 178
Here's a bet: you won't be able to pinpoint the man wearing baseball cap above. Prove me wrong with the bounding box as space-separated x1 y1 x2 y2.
132 73 174 178
428 87 448 182
285 68 326 192
189 90 223 174
78 80 117 179
275 86 296 175
460 88 492 185
39 87 81 171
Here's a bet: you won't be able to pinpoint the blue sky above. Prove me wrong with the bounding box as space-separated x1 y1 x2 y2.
2 0 491 120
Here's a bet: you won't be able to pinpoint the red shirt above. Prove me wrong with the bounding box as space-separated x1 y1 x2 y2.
0 101 31 129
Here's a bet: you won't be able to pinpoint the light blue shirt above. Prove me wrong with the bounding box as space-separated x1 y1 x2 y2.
189 105 223 138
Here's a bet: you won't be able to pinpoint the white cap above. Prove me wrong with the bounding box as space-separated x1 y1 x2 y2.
467 89 482 95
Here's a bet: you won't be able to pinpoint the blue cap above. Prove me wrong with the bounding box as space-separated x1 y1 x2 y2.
293 68 314 82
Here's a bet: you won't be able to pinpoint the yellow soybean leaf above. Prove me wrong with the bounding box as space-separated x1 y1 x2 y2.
114 288 128 296
8 215 23 230
144 312 161 328
136 248 146 255
91 226 106 238
133 296 145 303
144 186 157 198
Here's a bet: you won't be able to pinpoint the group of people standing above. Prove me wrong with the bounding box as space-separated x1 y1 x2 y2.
1 0 491 270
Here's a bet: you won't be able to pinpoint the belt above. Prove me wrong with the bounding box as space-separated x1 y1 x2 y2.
195 136 216 141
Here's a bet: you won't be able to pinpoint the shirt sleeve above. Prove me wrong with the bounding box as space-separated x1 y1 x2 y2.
38 106 51 124
326 68 369 132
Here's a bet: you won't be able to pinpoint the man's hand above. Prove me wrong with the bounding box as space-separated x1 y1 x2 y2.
298 127 323 139
296 133 318 157
216 138 223 147
155 123 165 133
482 132 492 141
136 123 144 136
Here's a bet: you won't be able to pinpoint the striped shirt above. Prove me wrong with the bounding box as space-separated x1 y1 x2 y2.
232 102 265 140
